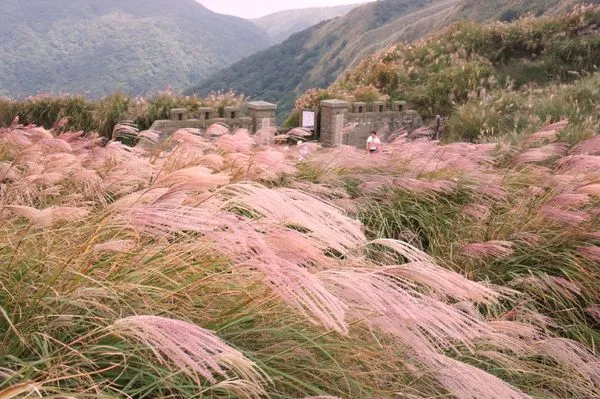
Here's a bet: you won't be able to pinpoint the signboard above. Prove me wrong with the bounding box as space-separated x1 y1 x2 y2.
301 109 315 131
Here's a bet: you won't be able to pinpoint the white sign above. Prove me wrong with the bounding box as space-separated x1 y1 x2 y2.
301 110 315 131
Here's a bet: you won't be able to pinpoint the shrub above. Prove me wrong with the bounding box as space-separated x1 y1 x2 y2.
353 84 382 104
499 9 520 22
447 72 600 143
0 91 246 139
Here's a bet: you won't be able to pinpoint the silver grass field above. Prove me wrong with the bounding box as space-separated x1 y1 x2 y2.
1 120 600 398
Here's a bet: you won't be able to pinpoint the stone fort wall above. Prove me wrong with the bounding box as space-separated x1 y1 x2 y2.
321 100 423 147
150 99 422 148
149 101 278 140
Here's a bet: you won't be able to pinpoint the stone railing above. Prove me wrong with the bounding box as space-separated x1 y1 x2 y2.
149 99 422 148
150 101 277 139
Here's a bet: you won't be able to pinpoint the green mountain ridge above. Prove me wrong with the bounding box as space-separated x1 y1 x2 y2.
0 0 272 98
186 0 596 119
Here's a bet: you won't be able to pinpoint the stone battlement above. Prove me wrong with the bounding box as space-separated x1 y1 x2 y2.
150 101 277 138
319 100 423 147
149 99 422 148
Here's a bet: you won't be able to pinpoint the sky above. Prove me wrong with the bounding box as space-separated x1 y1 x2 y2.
198 0 374 19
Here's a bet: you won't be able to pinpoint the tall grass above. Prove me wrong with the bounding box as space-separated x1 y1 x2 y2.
347 125 600 350
0 90 245 140
447 73 600 142
1 119 600 397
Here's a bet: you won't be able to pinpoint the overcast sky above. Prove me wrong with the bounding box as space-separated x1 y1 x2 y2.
198 0 374 19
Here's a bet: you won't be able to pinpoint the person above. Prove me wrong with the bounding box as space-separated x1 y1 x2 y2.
297 140 310 161
366 131 381 153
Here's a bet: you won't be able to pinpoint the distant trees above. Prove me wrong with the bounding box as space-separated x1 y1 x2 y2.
371 0 430 27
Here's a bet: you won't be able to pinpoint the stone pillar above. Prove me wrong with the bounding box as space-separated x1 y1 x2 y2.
247 101 277 134
320 99 349 147
373 101 385 113
170 108 187 121
352 102 366 114
392 101 407 113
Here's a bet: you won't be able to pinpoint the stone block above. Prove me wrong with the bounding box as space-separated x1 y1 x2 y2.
320 99 349 147
372 101 386 113
321 99 350 109
224 106 240 119
170 108 187 121
392 101 407 112
198 107 217 120
247 101 277 112
352 102 366 113
247 101 277 133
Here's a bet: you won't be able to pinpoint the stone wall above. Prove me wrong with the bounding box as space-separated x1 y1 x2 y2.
343 109 422 147
150 117 253 141
319 99 423 148
149 99 422 149
149 101 276 140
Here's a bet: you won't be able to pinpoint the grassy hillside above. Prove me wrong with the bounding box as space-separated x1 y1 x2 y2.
252 4 358 43
455 0 597 20
186 0 593 119
2 112 600 397
295 6 600 140
186 0 459 119
0 0 271 98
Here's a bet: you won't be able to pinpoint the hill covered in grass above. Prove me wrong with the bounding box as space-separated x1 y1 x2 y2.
0 0 271 98
2 114 600 397
186 0 594 119
186 0 460 118
295 5 600 141
252 4 358 43
454 0 597 20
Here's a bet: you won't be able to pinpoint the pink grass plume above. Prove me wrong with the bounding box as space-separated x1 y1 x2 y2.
111 316 267 393
461 241 514 260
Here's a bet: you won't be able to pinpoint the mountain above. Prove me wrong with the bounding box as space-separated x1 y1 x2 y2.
186 0 595 120
294 5 600 141
187 0 458 118
0 0 272 98
252 4 359 43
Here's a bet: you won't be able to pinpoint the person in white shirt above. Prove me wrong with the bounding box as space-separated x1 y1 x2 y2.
366 131 381 153
297 140 310 161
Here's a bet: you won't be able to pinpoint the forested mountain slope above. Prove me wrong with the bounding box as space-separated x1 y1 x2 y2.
252 4 358 43
0 0 272 98
454 0 598 20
